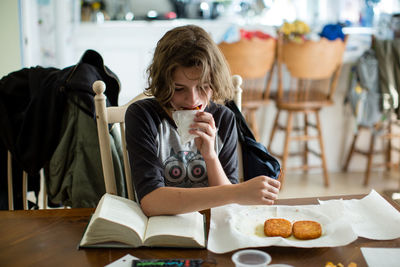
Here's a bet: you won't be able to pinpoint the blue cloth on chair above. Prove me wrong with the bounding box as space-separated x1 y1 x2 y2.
320 24 345 41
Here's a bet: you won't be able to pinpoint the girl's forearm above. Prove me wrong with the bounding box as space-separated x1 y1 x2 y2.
140 185 238 216
204 157 232 186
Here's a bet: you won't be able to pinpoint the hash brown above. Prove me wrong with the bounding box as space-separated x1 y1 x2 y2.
292 220 322 240
264 218 292 237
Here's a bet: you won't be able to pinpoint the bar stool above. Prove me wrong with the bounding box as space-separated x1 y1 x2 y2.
219 37 276 141
343 116 400 186
268 34 347 187
343 36 400 186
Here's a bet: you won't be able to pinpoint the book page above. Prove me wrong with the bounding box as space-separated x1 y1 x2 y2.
143 212 205 247
80 193 149 247
99 194 148 239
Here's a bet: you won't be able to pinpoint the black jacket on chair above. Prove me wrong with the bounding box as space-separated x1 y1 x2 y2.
0 49 120 209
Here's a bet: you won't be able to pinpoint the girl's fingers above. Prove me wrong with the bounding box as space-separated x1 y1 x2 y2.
268 178 281 189
267 186 279 195
262 198 275 205
190 122 216 136
194 112 215 128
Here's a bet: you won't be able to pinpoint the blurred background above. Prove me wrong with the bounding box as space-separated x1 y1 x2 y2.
1 0 398 103
1 0 400 177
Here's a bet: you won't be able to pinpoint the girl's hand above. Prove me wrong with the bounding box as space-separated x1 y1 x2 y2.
189 111 217 160
235 176 281 205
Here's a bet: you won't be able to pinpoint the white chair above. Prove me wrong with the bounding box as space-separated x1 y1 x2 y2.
7 152 47 210
7 151 28 210
93 75 243 200
93 82 148 201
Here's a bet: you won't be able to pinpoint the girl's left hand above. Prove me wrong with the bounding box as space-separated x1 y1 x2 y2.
189 111 217 160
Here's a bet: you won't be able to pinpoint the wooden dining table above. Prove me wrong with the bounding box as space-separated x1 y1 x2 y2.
1 194 399 267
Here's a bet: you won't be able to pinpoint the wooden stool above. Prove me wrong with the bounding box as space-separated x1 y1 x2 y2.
219 37 276 141
268 34 347 187
343 118 400 186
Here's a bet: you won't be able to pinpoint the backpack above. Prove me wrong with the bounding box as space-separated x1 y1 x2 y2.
225 100 281 181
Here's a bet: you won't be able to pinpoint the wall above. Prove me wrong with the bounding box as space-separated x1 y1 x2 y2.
71 20 237 105
17 1 400 174
71 21 400 173
0 0 22 77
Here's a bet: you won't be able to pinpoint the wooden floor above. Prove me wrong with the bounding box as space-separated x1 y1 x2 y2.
279 169 400 200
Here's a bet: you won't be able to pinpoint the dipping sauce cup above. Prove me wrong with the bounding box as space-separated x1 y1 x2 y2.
231 249 272 267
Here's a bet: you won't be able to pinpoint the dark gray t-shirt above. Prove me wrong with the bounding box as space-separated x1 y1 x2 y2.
125 98 238 202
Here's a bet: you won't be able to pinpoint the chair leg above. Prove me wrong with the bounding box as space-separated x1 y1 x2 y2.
386 120 392 171
244 110 255 140
282 111 294 186
22 171 28 210
268 110 280 153
248 109 260 141
343 129 359 172
364 132 375 186
315 111 329 187
303 113 309 174
7 151 14 210
277 168 285 189
267 110 284 186
40 169 47 209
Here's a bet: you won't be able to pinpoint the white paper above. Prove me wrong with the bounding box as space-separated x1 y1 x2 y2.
172 110 198 144
208 190 400 254
319 190 400 240
361 248 400 267
105 254 139 267
208 203 357 254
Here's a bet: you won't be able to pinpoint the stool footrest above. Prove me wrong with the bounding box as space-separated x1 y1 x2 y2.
354 149 379 156
308 148 321 157
372 162 400 168
288 165 323 171
306 122 317 128
382 133 400 139
290 135 319 141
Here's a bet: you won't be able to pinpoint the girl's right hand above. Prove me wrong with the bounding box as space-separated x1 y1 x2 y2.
235 176 281 205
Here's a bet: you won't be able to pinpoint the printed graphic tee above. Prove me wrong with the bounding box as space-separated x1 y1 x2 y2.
125 98 239 202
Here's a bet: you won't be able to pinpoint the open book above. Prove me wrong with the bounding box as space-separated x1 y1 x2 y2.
79 193 206 248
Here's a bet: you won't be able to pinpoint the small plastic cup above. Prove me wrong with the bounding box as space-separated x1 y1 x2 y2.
231 249 272 267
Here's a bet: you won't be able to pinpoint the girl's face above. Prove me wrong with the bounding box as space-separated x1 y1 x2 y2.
169 66 212 111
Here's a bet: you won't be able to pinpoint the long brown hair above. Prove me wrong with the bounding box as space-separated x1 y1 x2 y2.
145 25 233 107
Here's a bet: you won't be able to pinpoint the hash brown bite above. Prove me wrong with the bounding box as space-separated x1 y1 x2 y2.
292 220 322 240
264 218 292 237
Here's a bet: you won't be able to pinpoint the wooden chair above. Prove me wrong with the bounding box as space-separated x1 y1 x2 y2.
93 75 244 199
343 117 400 186
7 151 47 210
219 38 276 141
343 36 400 186
93 82 149 201
268 35 347 187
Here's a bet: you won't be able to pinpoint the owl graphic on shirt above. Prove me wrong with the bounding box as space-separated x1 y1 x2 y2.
163 149 207 187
